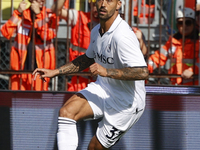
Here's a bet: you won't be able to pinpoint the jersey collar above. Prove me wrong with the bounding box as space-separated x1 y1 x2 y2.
107 15 122 33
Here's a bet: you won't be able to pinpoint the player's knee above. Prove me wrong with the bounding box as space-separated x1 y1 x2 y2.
59 106 75 119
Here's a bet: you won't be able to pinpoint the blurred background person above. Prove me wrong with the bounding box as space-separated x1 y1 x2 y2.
132 27 148 57
119 1 148 58
148 7 199 85
52 0 99 91
0 0 58 91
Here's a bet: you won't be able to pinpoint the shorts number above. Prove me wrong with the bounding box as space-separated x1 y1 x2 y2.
106 126 124 140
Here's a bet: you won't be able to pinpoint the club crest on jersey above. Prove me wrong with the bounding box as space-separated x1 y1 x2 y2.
107 44 111 53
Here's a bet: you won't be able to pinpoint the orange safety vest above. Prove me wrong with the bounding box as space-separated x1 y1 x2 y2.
133 0 155 24
148 36 199 85
1 7 58 90
64 0 69 9
68 11 94 91
185 0 196 10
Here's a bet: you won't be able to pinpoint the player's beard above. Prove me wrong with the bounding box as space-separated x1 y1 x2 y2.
97 7 116 21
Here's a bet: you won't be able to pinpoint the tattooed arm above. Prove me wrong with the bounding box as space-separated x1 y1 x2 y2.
58 54 95 75
32 54 94 80
106 67 149 80
90 63 149 80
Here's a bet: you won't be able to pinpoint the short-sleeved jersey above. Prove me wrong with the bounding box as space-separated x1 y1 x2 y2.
86 15 147 117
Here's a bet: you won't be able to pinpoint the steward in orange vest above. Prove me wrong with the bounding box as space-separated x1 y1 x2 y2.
54 0 99 91
148 7 199 85
1 0 58 90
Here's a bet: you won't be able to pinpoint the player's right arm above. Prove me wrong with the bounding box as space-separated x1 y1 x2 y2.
58 54 95 74
33 54 95 80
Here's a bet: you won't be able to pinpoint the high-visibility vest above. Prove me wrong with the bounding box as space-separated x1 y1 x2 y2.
69 11 91 61
185 0 196 10
67 11 94 91
148 36 199 85
64 0 69 9
1 7 58 90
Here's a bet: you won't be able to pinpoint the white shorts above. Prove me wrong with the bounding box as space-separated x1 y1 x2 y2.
79 81 144 148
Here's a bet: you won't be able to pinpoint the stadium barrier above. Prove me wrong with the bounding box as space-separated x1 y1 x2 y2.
0 85 200 150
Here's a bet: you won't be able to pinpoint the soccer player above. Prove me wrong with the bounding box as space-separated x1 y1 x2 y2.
33 0 149 149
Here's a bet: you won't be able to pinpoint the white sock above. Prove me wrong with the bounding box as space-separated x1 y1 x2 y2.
57 117 78 150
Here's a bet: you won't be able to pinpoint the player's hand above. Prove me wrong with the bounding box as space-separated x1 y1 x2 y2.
31 0 41 15
89 63 107 77
18 1 27 13
32 68 59 81
181 69 193 79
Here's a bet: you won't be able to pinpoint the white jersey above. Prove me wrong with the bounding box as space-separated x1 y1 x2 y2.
85 15 147 130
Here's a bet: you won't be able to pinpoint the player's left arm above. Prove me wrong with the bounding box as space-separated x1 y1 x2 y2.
106 67 149 80
89 32 149 80
58 54 95 75
90 63 149 80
